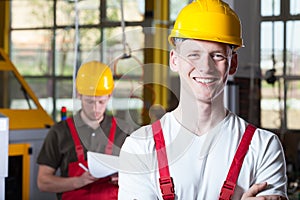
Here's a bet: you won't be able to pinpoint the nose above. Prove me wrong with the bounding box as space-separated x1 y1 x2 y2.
93 101 102 110
193 54 215 73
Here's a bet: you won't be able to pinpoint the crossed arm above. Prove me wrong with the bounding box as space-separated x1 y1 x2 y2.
242 182 287 200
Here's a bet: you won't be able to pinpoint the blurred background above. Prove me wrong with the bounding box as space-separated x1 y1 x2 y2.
1 0 300 199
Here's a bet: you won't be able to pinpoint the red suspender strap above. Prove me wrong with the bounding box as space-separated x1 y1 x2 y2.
104 117 117 155
66 117 85 162
219 124 257 200
152 120 175 200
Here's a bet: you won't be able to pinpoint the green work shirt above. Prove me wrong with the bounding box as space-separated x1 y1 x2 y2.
37 111 135 178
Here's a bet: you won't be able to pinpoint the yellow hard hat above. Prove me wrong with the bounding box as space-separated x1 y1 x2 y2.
76 61 114 96
168 0 243 49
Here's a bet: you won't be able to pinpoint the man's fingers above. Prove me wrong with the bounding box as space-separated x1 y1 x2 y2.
242 182 268 199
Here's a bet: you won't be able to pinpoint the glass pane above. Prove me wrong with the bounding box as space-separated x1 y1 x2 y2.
261 0 280 16
11 30 53 76
260 21 284 76
286 21 300 76
101 26 144 77
80 28 102 56
260 79 283 129
77 0 100 24
55 27 101 76
25 77 53 114
287 80 300 129
106 0 144 21
56 0 100 26
0 71 37 109
290 0 300 15
56 0 75 26
170 0 189 21
55 28 75 76
260 21 284 129
11 0 54 28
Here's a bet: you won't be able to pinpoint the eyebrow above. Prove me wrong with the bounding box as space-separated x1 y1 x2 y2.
182 49 228 54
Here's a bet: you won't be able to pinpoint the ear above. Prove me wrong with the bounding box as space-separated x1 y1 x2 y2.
229 53 238 75
169 49 179 72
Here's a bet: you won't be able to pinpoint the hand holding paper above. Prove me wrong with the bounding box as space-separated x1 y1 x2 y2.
87 151 119 178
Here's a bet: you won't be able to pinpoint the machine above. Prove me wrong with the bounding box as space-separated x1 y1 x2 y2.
0 48 55 200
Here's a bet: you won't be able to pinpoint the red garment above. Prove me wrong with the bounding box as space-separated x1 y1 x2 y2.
61 117 118 200
152 120 256 200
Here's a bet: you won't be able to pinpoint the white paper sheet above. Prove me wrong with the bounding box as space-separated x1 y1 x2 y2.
87 151 119 178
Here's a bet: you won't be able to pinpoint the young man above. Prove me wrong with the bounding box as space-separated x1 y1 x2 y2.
37 61 135 200
118 0 288 199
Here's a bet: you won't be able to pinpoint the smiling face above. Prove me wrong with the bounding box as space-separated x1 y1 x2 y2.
170 39 237 103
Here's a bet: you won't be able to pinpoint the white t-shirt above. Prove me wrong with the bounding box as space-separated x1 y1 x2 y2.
118 111 287 200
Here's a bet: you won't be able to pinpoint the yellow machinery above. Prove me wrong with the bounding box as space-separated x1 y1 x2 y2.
0 48 54 130
0 48 55 200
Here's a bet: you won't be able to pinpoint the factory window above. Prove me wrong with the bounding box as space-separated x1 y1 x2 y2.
10 0 145 122
9 0 192 123
260 0 300 130
169 0 190 21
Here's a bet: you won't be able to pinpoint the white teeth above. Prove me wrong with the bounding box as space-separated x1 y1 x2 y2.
194 78 214 84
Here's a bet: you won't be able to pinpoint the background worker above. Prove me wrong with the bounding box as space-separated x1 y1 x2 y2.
118 0 288 199
37 61 135 200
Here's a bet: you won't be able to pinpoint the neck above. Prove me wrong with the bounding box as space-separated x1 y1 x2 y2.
173 92 227 136
80 111 103 130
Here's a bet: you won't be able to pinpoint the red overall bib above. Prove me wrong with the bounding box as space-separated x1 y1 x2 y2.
152 120 256 200
61 117 118 200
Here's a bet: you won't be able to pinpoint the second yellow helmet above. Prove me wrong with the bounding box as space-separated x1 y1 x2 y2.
76 61 114 96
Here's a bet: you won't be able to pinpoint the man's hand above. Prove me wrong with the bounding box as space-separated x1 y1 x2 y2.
38 165 98 193
74 171 98 189
241 182 287 200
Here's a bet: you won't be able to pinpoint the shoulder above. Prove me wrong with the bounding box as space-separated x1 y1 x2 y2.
227 112 278 138
119 115 175 174
45 119 71 141
251 127 283 153
228 112 284 158
128 112 174 137
225 112 283 152
121 113 174 152
225 113 287 191
122 124 153 151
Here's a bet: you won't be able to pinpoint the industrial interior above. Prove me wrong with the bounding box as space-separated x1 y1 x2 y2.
0 0 300 199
